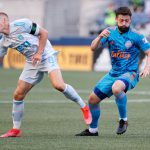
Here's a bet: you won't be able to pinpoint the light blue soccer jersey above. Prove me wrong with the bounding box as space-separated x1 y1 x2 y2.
100 26 150 76
0 18 57 62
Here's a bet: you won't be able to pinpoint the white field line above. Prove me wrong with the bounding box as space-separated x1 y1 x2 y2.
1 89 150 103
0 99 150 104
1 89 150 95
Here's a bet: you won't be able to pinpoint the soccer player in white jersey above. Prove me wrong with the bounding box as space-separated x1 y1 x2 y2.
0 12 92 138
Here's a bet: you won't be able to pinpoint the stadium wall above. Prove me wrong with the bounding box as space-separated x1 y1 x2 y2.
0 0 45 26
0 0 111 37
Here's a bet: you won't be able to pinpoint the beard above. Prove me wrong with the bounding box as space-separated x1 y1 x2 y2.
118 26 129 33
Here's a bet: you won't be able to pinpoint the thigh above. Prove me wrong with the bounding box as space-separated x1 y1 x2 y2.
94 73 116 99
19 62 44 85
48 69 65 88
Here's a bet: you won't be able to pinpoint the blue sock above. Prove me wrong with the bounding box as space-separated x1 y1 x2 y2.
115 92 127 120
89 103 100 128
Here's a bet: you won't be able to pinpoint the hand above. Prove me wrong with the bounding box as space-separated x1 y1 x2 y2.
140 68 150 78
98 29 110 38
31 53 42 66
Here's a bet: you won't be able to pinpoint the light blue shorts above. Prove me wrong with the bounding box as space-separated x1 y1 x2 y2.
19 53 59 85
94 72 139 100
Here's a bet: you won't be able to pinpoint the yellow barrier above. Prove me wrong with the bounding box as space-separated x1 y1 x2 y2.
54 46 93 71
4 48 25 69
3 46 93 71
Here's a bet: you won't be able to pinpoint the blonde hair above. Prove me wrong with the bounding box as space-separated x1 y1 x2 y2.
0 12 8 20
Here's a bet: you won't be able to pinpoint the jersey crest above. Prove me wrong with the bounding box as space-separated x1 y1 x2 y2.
125 40 132 49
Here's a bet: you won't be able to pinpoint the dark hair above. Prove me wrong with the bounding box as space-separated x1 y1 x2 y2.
115 7 132 17
0 12 8 18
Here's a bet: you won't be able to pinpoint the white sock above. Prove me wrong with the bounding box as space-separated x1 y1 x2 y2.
89 127 98 133
119 117 128 121
63 84 86 108
12 99 24 129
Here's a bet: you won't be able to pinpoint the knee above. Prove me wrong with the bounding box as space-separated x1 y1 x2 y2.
88 94 101 105
112 83 123 95
88 96 95 105
53 83 65 92
13 89 26 100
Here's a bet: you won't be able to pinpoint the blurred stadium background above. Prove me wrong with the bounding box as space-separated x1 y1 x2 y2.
0 0 150 150
0 0 150 71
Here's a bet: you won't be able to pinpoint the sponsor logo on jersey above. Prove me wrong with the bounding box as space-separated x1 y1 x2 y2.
111 50 130 60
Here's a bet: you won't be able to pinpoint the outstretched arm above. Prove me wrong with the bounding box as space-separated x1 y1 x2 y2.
140 49 150 78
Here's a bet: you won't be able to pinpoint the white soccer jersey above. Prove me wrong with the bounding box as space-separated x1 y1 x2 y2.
0 18 56 62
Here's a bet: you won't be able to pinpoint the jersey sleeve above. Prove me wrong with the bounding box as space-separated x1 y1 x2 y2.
13 18 40 36
137 34 150 52
100 37 108 46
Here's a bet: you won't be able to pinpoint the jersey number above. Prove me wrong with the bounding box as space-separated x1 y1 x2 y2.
16 41 31 52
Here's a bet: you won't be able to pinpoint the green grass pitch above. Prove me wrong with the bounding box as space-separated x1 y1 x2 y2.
0 69 150 150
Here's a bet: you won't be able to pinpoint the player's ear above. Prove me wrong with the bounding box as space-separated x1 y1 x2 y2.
3 15 8 21
129 17 132 23
115 16 118 22
3 18 6 24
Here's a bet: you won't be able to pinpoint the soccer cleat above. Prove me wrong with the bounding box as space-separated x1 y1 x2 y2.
116 119 128 135
81 105 92 125
0 128 21 138
75 129 98 136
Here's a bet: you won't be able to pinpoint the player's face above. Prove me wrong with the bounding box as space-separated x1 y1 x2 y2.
116 15 131 33
0 17 9 35
0 20 5 33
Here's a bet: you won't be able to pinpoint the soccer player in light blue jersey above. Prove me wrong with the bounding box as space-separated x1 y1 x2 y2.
76 7 150 136
0 12 92 138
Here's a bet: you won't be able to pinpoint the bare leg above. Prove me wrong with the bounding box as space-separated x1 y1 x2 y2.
0 80 33 138
49 69 92 125
49 69 86 108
